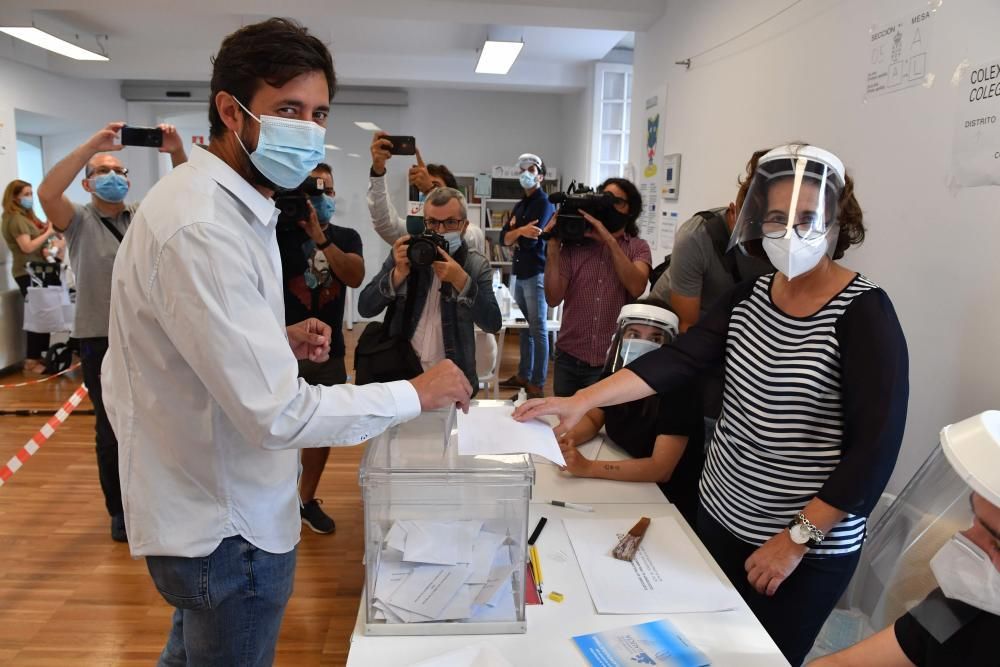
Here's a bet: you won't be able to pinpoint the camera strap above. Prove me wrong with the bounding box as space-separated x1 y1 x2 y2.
97 210 130 245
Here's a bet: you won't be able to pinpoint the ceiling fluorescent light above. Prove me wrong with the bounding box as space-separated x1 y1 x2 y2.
354 122 382 132
324 144 341 151
475 40 523 75
0 27 109 61
347 153 361 158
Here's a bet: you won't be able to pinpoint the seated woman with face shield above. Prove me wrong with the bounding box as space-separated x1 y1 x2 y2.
810 411 1000 667
515 144 909 667
557 299 705 526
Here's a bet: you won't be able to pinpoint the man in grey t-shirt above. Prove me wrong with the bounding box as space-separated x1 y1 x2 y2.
38 121 186 542
650 206 772 331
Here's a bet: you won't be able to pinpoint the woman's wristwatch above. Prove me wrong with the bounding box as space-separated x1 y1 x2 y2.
787 512 825 548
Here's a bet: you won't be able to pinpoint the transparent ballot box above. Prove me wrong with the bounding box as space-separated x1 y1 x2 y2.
358 405 534 636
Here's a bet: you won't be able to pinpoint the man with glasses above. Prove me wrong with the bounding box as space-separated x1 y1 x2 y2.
38 121 187 543
359 186 501 393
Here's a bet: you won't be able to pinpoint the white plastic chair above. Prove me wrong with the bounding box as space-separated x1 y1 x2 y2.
474 328 500 397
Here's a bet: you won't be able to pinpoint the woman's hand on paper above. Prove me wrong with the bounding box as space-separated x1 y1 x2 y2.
513 395 588 438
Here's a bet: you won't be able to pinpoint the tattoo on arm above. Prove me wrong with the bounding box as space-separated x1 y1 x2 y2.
603 464 621 472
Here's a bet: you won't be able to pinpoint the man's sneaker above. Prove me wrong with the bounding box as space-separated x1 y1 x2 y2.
111 513 127 543
301 499 336 534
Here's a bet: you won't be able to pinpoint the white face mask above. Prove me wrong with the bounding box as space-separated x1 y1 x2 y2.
762 233 828 280
930 532 1000 615
620 339 661 366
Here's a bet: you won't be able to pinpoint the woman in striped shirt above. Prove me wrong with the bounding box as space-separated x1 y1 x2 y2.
515 145 909 666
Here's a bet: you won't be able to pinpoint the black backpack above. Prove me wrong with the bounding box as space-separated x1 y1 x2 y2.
647 209 741 289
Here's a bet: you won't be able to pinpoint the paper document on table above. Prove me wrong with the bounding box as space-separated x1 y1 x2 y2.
565 516 742 614
573 619 710 667
405 642 514 667
457 405 565 465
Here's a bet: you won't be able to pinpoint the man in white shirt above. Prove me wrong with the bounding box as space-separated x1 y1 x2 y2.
102 18 471 666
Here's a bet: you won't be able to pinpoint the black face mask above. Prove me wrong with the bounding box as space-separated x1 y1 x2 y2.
603 208 632 234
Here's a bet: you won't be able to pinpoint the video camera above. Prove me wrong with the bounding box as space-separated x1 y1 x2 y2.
275 176 328 235
542 181 616 245
406 231 449 268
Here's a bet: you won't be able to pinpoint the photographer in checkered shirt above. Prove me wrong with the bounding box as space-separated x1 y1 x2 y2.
543 177 651 396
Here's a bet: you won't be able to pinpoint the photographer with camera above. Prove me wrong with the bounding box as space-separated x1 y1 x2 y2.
37 121 187 543
498 153 556 399
368 132 485 253
358 187 501 392
276 162 363 535
544 177 651 397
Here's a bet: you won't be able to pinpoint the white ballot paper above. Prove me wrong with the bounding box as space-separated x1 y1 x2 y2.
372 519 519 624
457 405 565 466
564 516 742 614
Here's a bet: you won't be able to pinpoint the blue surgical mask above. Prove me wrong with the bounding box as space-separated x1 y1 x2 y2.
443 231 463 255
18 196 33 210
91 173 129 203
311 195 335 223
231 97 326 189
620 338 661 366
519 171 538 190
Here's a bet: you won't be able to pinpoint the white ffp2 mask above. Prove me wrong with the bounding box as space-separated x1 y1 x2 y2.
930 533 1000 615
762 233 829 280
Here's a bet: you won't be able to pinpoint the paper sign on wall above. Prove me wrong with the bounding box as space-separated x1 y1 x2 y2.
951 57 1000 188
865 3 937 99
638 86 666 249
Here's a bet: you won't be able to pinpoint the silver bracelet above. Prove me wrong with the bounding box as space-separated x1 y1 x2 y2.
797 512 826 543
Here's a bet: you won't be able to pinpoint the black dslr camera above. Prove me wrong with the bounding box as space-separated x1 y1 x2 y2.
406 231 449 268
275 176 328 235
542 181 616 245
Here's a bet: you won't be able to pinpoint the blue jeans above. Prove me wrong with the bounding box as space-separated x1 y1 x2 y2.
553 349 605 397
513 273 548 386
146 535 297 667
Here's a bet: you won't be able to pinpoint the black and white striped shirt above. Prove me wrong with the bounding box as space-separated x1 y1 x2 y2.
629 273 909 558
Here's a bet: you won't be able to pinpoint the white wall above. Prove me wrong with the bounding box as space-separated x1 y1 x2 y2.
398 88 572 178
631 0 1000 494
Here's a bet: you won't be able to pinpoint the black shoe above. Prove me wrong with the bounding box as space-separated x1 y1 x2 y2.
500 375 528 388
111 513 127 543
301 499 336 534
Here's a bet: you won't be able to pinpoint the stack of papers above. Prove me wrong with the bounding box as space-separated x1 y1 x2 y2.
371 519 520 624
457 405 565 466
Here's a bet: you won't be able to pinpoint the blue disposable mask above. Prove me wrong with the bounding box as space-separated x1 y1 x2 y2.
520 171 538 190
443 231 463 255
312 195 335 223
231 97 326 189
91 173 129 203
19 196 33 210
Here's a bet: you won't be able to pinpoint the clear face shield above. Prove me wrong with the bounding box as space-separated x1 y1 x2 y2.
602 304 680 376
841 411 1000 642
728 145 846 279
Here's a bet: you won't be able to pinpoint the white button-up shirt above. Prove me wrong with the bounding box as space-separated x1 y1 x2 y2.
103 146 421 558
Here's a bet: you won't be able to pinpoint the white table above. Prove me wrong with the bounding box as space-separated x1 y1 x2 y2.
489 304 562 399
347 458 788 666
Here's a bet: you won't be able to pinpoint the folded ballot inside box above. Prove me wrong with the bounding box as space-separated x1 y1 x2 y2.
359 406 534 635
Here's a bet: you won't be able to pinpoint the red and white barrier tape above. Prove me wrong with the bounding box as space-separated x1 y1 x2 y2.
0 362 82 389
0 384 89 487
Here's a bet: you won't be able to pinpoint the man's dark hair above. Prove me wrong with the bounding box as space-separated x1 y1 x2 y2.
599 177 642 236
427 163 458 189
208 18 336 139
313 162 333 176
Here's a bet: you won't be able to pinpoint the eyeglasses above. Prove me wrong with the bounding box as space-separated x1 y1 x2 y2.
90 166 129 178
760 212 826 240
424 218 466 231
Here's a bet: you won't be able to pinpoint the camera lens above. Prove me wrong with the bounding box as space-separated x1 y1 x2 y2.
407 238 437 267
